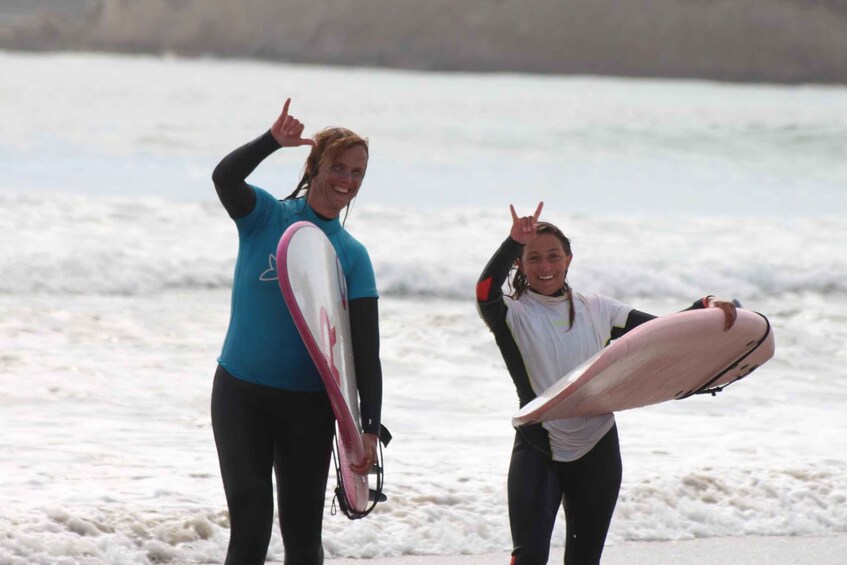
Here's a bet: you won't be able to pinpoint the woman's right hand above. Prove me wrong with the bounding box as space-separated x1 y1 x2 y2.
271 98 318 148
510 201 544 245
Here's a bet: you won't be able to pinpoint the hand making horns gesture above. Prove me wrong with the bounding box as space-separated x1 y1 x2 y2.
510 202 544 245
270 98 318 148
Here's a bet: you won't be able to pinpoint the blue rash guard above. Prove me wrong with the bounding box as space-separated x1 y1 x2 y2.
218 187 378 391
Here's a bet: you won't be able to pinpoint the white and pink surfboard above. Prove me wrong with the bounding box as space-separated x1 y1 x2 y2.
276 221 369 513
512 307 775 426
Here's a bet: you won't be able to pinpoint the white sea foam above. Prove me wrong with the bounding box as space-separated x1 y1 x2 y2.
1 51 846 563
2 195 846 301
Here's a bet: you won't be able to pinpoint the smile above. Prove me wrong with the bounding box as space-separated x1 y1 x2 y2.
332 185 351 195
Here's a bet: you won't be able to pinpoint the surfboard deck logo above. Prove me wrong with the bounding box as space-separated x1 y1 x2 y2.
276 221 368 513
512 308 776 426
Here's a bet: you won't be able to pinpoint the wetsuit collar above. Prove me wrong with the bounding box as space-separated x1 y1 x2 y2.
299 199 342 234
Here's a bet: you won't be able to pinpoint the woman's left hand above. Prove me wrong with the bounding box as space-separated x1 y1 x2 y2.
707 297 738 330
351 433 379 475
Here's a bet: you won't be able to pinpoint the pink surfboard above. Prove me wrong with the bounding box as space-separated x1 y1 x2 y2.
276 221 368 513
512 308 775 426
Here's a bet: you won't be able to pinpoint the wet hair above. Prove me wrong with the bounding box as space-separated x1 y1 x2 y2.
283 127 369 222
509 221 576 329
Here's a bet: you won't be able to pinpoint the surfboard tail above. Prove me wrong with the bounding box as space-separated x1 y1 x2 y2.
331 430 389 520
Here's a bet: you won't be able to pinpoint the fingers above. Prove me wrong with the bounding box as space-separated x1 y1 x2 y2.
282 118 315 147
279 115 303 136
709 299 738 331
350 453 367 474
278 98 304 137
351 450 375 475
272 99 317 147
532 201 544 221
509 202 543 243
510 202 544 223
722 302 737 330
287 123 304 140
273 97 314 147
351 460 370 475
351 434 378 475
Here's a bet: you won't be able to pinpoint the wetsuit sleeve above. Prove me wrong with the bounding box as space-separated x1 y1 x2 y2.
349 297 382 437
609 310 656 341
476 237 522 329
609 297 714 341
211 130 281 219
476 237 539 408
476 236 551 454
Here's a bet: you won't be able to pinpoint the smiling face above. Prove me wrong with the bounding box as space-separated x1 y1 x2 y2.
517 232 573 296
306 144 369 218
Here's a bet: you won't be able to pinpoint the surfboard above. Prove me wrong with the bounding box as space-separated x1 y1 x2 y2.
512 307 775 427
276 221 369 513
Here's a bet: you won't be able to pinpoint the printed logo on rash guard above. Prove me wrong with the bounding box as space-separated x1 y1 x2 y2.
259 254 278 282
553 318 571 330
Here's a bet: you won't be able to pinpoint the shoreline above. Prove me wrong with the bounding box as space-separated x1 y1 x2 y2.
317 535 847 564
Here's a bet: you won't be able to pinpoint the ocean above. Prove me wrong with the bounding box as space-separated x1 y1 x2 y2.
1 51 846 564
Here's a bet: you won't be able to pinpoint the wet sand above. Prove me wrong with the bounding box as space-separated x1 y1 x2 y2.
317 535 847 564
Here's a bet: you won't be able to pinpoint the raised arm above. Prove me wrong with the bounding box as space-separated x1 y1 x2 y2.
476 202 544 326
211 98 316 219
476 203 548 410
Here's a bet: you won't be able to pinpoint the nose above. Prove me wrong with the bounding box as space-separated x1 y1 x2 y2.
333 169 354 185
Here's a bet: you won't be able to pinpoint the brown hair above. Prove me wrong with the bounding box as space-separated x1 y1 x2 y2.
509 222 576 329
284 127 369 219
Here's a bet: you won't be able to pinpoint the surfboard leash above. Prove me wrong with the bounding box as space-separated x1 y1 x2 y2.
682 311 772 399
330 425 391 520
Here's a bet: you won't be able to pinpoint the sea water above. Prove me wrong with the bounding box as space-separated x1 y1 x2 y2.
1 51 846 564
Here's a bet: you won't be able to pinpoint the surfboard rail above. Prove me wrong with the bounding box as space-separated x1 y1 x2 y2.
676 311 772 399
512 307 776 427
277 221 369 513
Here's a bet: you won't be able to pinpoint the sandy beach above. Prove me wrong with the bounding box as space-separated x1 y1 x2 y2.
319 535 847 564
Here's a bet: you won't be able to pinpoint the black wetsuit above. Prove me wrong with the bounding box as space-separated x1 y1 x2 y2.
211 131 383 565
477 237 707 565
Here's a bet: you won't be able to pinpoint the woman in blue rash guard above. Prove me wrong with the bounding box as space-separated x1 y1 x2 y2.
477 202 737 565
210 98 383 565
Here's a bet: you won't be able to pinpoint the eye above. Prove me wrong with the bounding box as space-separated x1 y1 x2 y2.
330 164 344 172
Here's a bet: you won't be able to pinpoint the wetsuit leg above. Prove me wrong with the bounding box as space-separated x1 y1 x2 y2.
508 431 563 565
560 425 622 565
273 390 335 565
211 366 276 565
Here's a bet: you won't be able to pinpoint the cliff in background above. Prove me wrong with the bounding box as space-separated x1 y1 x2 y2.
2 0 846 83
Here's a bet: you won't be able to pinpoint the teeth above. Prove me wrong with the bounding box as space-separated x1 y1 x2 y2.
333 185 350 194
538 275 554 280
